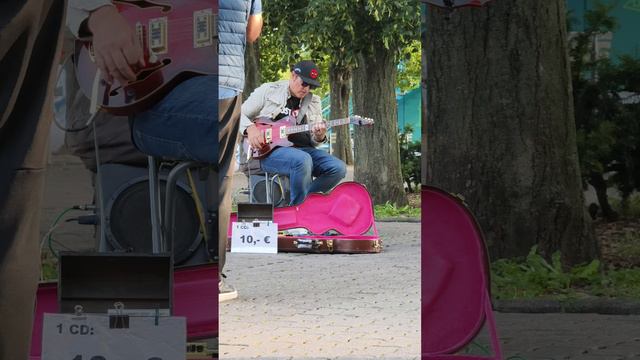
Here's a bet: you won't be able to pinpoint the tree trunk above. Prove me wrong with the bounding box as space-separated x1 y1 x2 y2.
329 63 353 165
588 172 618 221
424 0 598 265
243 40 261 100
421 4 428 186
352 46 408 206
405 173 414 193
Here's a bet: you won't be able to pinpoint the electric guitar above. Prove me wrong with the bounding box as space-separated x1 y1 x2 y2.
246 115 374 159
74 0 217 115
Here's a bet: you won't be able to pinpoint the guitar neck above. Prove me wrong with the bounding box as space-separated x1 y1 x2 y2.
285 118 351 135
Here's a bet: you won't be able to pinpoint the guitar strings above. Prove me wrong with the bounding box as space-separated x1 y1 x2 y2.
284 118 353 135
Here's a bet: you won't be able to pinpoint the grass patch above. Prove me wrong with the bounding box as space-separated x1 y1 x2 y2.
615 231 640 262
611 193 640 218
374 201 420 219
41 252 58 281
491 246 640 300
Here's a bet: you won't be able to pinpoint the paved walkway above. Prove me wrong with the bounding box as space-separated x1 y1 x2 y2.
492 313 640 359
220 222 421 359
39 154 640 359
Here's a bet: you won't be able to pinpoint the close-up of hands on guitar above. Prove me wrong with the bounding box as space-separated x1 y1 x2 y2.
84 4 145 85
74 0 217 115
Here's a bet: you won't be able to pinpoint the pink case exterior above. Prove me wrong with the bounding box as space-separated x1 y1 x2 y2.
422 185 502 359
30 263 218 359
229 181 377 238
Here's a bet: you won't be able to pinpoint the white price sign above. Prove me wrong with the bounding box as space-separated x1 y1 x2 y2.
231 221 278 254
42 313 186 360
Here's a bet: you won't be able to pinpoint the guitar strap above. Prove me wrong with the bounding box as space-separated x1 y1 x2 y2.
296 93 313 125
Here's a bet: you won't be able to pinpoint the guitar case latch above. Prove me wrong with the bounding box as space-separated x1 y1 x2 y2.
373 239 381 251
326 239 334 253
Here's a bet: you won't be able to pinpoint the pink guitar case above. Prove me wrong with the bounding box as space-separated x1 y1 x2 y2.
29 264 218 359
228 181 381 253
422 185 503 359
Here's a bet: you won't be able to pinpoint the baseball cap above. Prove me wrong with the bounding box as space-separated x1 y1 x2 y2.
292 60 321 88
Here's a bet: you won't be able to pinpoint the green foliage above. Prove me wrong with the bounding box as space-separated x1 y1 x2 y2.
311 55 332 99
259 0 308 81
260 0 420 85
570 1 640 215
575 120 617 174
612 227 640 262
601 268 640 297
41 252 58 281
397 40 421 93
374 202 420 219
611 193 640 218
491 246 640 300
399 125 421 192
492 247 577 299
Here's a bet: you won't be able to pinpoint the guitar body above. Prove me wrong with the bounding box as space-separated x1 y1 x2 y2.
228 182 381 253
246 115 374 159
75 0 218 115
249 116 296 159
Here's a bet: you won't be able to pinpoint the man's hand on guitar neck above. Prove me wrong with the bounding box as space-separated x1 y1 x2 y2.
88 5 145 85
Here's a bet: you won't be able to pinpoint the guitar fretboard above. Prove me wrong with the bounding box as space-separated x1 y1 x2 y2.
285 118 352 135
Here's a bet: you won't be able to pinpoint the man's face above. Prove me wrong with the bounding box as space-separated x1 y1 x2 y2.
289 72 314 98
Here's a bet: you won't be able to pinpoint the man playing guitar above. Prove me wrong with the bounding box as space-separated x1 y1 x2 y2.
67 0 262 302
242 61 347 206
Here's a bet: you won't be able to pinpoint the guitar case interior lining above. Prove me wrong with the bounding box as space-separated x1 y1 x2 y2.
228 181 381 254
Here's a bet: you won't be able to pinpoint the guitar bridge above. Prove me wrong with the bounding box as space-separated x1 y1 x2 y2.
193 9 214 48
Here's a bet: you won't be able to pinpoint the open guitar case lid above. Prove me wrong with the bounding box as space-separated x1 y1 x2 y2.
30 262 218 360
229 181 381 253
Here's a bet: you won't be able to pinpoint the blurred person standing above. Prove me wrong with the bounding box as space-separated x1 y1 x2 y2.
0 1 67 358
218 0 263 302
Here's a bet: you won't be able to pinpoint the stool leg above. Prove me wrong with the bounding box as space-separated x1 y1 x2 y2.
265 173 271 204
162 162 218 262
148 156 164 253
164 161 200 254
204 168 219 261
270 174 282 207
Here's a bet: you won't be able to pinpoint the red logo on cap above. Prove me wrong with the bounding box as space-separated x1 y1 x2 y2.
310 69 318 79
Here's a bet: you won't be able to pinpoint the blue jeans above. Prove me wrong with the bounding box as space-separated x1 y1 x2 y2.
132 75 217 163
260 146 347 205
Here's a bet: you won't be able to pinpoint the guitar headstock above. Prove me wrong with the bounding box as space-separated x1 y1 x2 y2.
350 115 375 126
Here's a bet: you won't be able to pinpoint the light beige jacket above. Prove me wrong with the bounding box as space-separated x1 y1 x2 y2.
66 0 113 37
241 80 325 146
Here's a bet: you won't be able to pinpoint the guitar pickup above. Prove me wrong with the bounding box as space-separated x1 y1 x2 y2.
148 17 168 54
193 9 214 48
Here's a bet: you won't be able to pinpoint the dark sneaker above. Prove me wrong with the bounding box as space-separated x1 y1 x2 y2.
219 277 238 302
